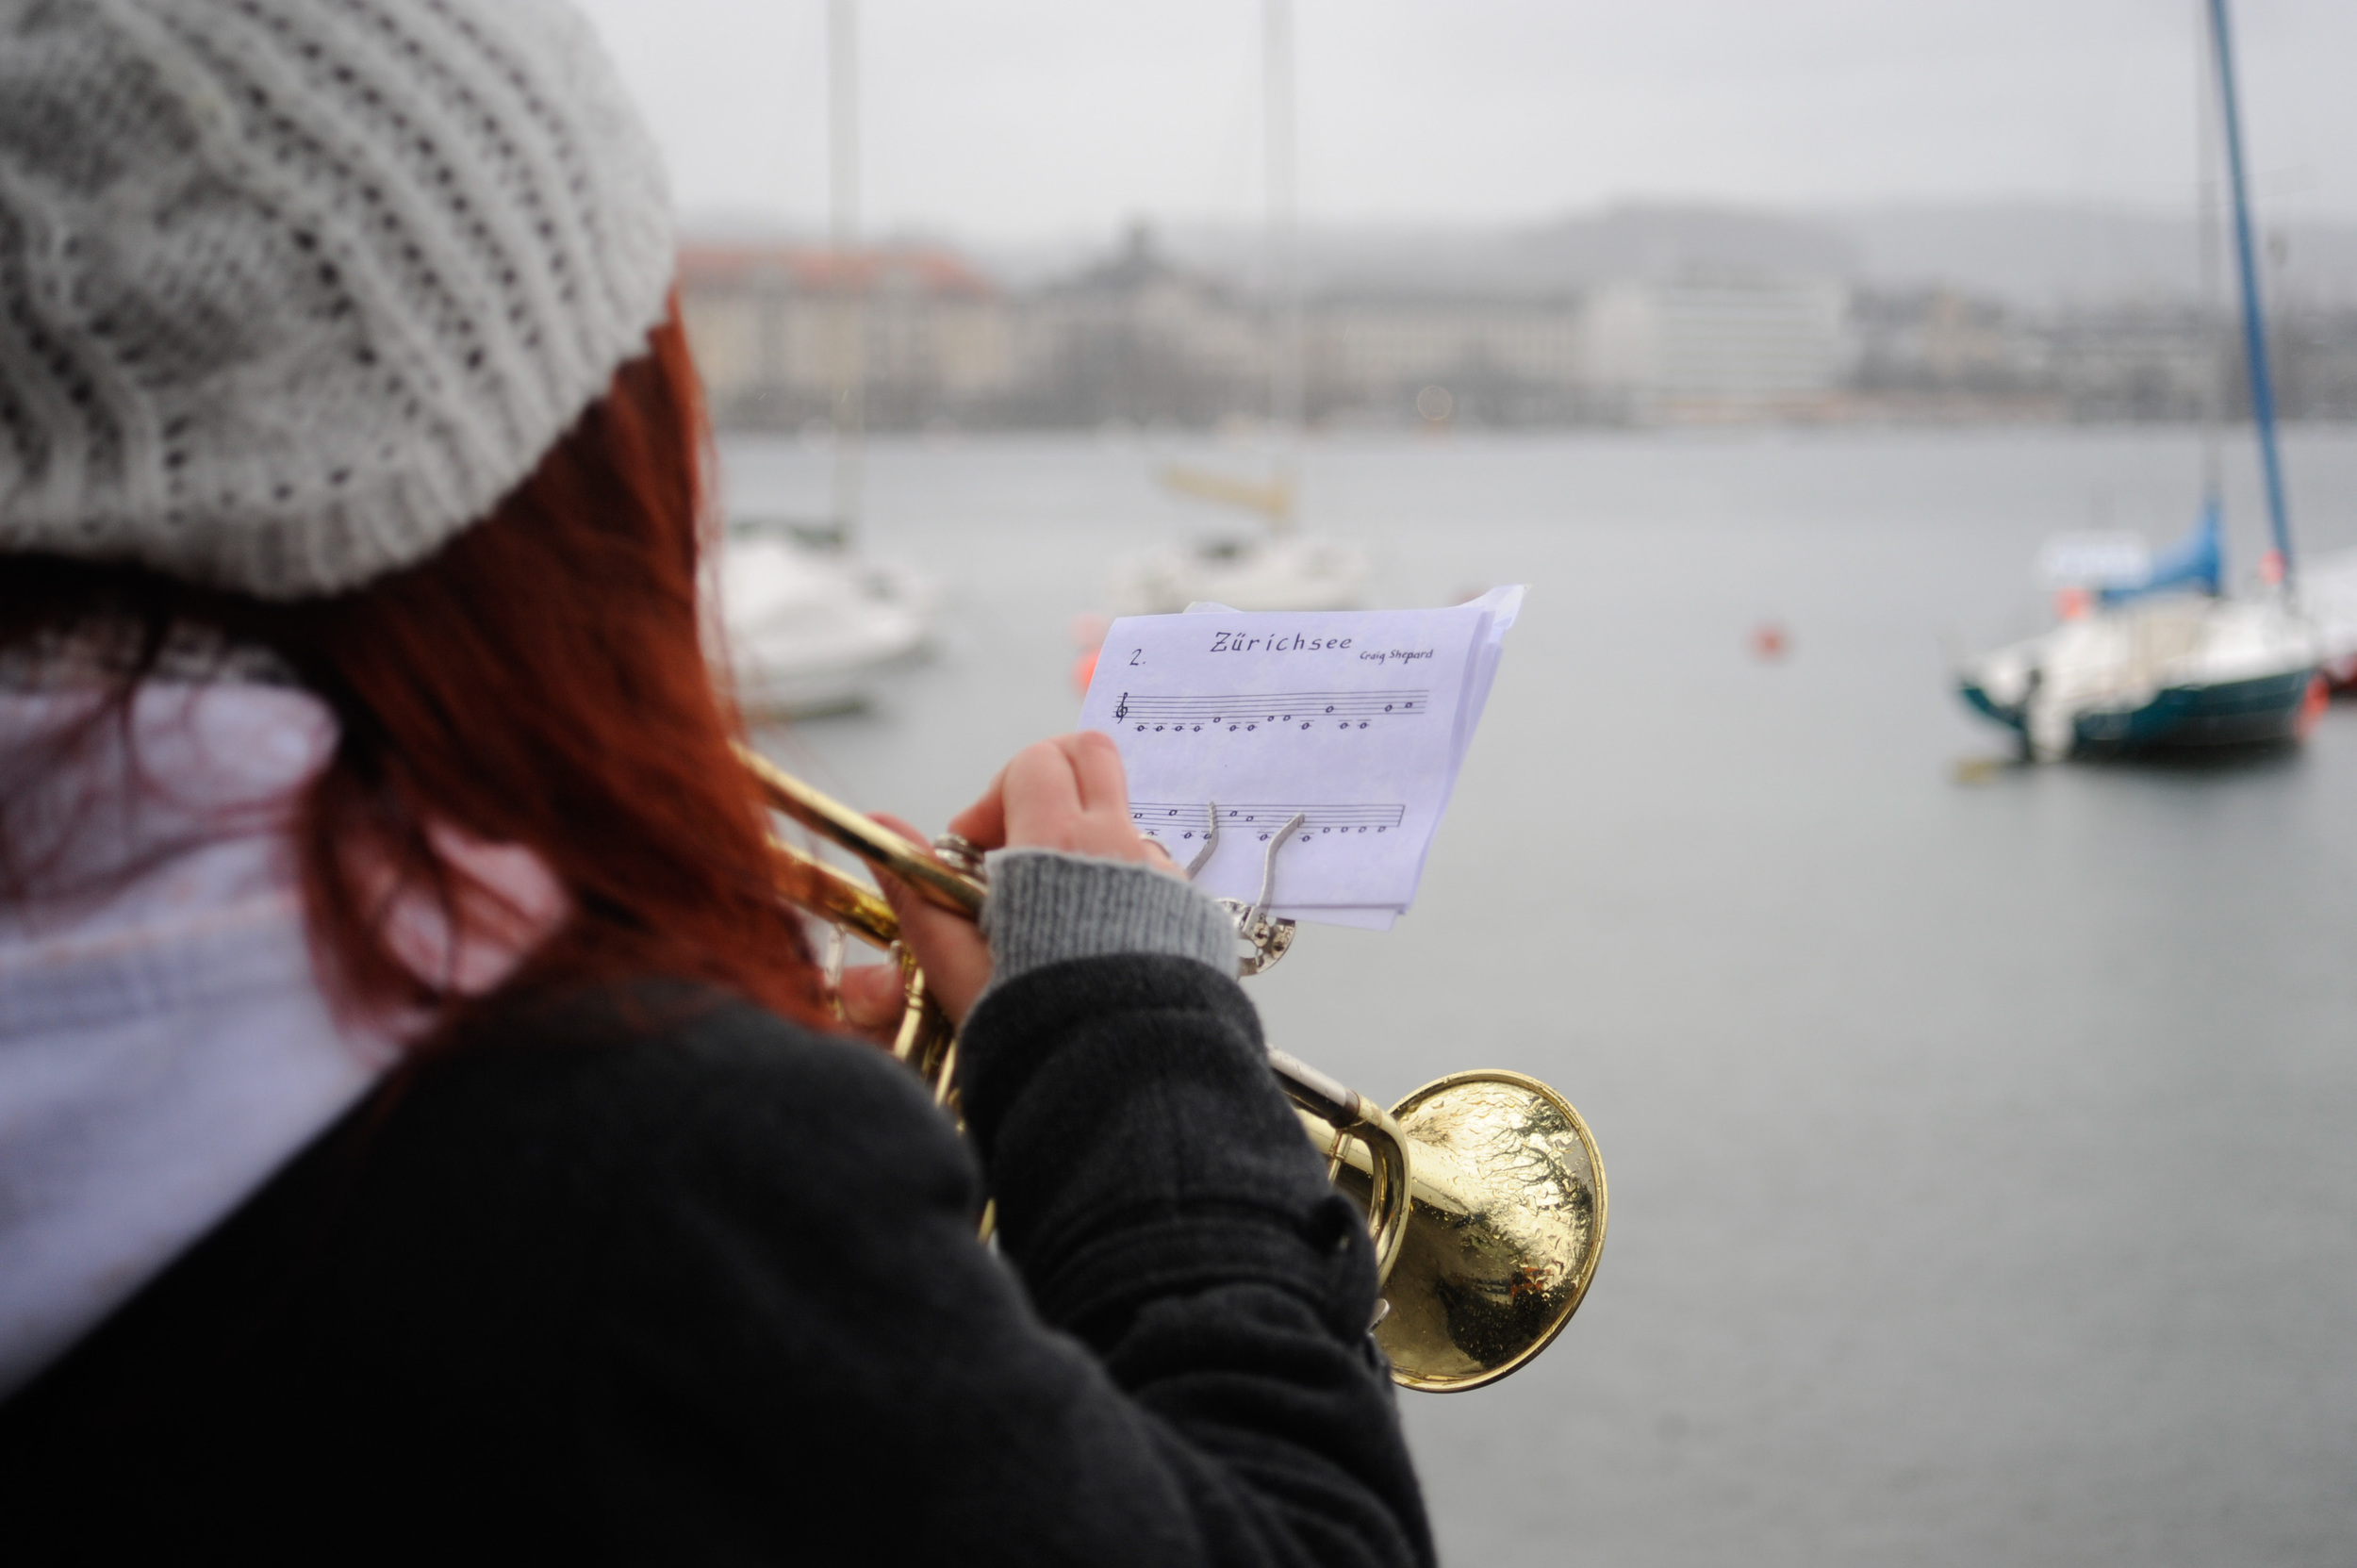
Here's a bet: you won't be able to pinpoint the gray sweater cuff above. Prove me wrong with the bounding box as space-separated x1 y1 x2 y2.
979 848 1238 991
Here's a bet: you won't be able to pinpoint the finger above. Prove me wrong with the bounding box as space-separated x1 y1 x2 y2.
1000 739 1087 848
853 813 994 1021
869 809 980 918
835 962 907 1039
877 872 993 1023
1058 730 1130 818
945 764 1011 850
870 811 938 859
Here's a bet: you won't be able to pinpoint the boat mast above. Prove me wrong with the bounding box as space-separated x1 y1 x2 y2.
2204 0 2293 585
2194 1 2225 516
1263 0 1301 535
829 0 865 550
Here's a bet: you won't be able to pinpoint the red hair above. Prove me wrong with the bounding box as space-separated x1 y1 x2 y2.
0 303 829 1034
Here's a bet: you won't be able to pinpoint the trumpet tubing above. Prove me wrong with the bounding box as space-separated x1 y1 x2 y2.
739 745 1606 1391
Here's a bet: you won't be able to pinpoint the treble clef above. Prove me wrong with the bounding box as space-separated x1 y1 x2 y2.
1114 693 1129 720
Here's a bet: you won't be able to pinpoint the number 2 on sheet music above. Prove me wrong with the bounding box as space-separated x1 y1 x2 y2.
1129 649 1143 666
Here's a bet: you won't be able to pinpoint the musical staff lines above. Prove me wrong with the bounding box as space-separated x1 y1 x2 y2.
1113 689 1429 734
1132 801 1406 842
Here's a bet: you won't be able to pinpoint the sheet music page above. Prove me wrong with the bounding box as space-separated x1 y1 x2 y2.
1080 587 1522 924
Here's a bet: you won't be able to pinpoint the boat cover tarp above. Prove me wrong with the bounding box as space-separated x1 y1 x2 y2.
2100 503 2223 604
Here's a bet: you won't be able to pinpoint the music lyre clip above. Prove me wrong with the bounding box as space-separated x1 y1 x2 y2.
1182 801 1220 880
1210 811 1304 978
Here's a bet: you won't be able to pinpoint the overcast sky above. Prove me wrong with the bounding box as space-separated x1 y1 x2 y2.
570 0 2357 244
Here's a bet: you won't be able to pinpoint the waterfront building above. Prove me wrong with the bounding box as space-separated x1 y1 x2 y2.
1581 275 1853 421
677 243 1014 429
1307 294 1591 423
1001 224 1267 427
673 223 2357 432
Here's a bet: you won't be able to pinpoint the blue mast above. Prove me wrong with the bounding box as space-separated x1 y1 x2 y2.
2205 0 2295 583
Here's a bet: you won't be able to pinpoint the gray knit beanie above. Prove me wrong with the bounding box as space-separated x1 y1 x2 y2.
0 0 674 599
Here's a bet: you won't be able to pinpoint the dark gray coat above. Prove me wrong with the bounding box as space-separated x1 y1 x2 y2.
0 957 1432 1566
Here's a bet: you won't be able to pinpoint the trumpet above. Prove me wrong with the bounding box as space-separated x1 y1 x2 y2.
741 748 1606 1393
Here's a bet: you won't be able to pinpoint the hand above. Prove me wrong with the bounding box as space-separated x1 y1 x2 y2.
855 733 1175 1030
947 731 1175 871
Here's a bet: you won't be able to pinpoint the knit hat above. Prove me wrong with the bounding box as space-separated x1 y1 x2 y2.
0 0 674 599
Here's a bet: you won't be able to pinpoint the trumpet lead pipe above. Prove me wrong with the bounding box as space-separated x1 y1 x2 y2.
769 839 899 949
739 745 986 918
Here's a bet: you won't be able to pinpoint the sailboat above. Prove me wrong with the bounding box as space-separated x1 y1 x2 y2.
1957 0 2322 760
1100 0 1371 616
1102 466 1372 615
717 0 936 718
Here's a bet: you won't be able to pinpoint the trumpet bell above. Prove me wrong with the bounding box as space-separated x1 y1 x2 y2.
1310 1070 1606 1392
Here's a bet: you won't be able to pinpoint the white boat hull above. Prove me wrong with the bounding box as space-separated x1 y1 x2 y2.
1103 535 1372 616
1958 594 2320 760
717 536 933 718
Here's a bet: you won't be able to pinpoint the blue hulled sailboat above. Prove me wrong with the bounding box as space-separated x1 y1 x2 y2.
1958 0 2322 761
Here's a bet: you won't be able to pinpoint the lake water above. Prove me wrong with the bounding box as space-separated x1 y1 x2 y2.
723 426 2357 1568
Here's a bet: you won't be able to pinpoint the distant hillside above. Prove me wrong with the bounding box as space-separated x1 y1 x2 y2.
1824 203 2357 307
964 202 2357 310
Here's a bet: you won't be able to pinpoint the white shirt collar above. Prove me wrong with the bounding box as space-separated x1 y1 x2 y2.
0 682 560 1395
